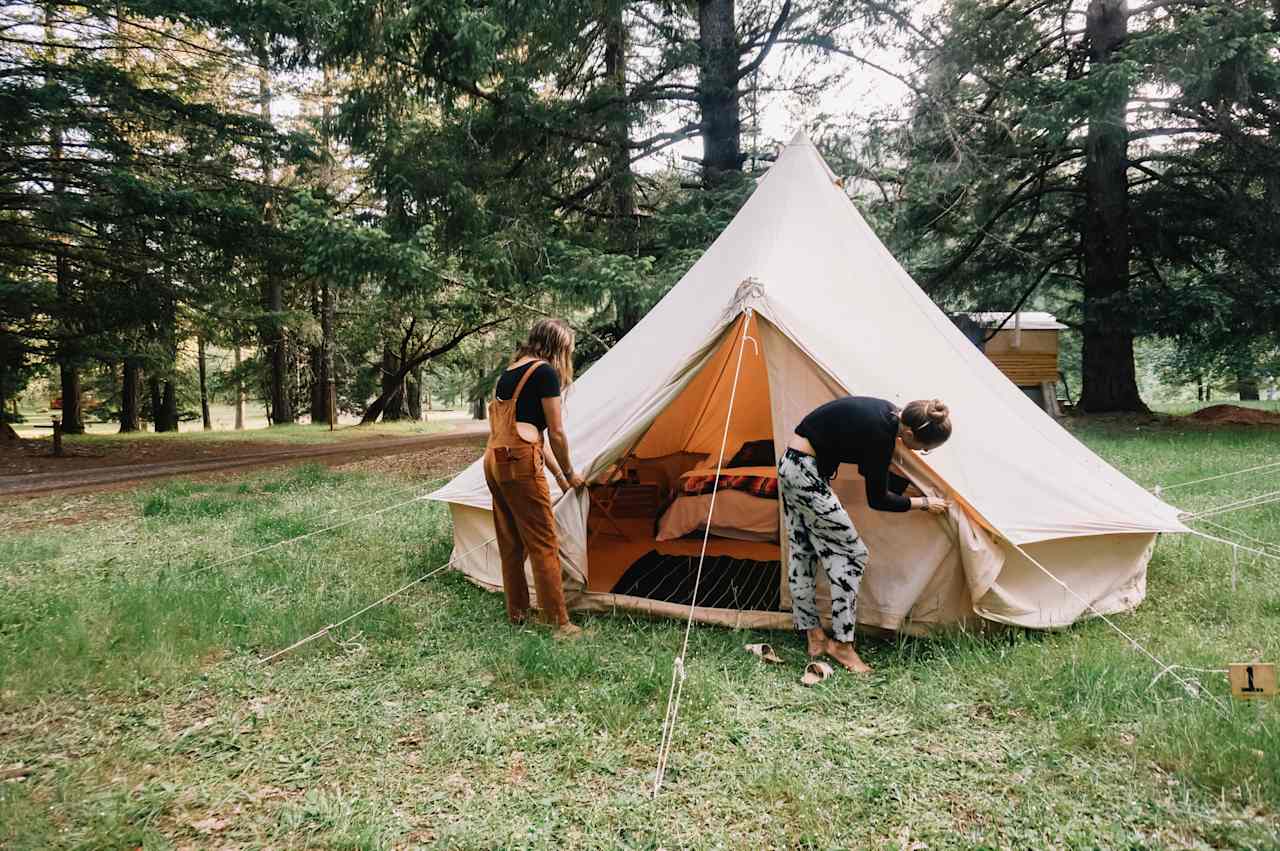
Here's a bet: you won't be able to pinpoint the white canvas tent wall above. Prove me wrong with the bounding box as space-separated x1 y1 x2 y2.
428 132 1188 634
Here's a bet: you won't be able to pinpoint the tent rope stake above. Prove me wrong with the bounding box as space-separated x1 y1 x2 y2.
652 310 755 799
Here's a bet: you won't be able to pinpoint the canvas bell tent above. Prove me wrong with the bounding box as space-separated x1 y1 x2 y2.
428 133 1188 634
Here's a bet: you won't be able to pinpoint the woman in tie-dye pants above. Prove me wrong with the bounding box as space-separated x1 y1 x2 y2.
779 397 954 674
777 448 872 646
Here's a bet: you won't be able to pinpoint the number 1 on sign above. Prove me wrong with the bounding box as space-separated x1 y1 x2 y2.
1229 663 1277 700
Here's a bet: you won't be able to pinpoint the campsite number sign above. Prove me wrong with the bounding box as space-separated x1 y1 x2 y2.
1228 663 1276 700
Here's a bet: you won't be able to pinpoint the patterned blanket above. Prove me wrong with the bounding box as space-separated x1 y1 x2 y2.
680 470 778 500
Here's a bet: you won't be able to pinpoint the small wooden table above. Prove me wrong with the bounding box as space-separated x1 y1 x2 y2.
589 482 662 542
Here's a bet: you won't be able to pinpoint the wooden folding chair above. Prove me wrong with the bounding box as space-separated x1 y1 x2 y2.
588 463 631 542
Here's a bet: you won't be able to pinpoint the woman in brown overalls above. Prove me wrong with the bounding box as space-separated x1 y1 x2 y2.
483 319 586 637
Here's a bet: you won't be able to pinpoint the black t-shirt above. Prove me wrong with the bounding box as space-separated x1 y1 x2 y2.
495 361 561 432
794 396 911 512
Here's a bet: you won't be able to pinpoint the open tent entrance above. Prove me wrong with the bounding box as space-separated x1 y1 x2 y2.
584 313 786 612
581 312 962 628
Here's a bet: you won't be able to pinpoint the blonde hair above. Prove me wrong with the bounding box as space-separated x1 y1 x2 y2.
514 318 575 387
901 398 952 447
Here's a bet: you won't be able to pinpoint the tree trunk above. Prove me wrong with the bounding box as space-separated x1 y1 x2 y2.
0 351 11 434
309 283 327 424
378 343 406 422
264 301 291 424
147 375 162 432
360 358 425 425
159 380 178 432
1077 0 1146 413
119 358 141 432
308 351 326 423
233 345 245 429
1238 372 1260 401
605 1 643 333
59 360 84 434
407 367 423 421
258 43 292 426
698 0 741 187
198 336 212 430
154 267 179 433
114 5 141 441
470 397 487 420
47 9 84 435
324 283 337 427
604 1 634 224
264 264 291 424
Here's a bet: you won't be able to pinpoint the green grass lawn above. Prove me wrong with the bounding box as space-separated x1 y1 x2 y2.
0 422 1277 849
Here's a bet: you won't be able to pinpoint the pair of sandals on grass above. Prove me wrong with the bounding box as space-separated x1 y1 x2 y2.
744 632 870 686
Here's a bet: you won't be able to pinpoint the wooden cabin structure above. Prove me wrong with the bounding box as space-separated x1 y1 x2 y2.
963 312 1067 416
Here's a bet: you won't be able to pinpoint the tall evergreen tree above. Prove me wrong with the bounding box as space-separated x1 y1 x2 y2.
864 0 1280 411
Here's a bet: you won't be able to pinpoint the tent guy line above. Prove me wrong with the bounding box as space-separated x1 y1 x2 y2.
257 536 498 665
653 310 756 799
250 455 627 666
1184 529 1280 566
1187 516 1280 556
0 476 449 567
183 491 439 579
1153 458 1280 495
165 479 447 574
1181 489 1280 521
1000 535 1231 716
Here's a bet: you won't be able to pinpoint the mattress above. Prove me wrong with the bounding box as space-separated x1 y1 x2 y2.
655 488 780 542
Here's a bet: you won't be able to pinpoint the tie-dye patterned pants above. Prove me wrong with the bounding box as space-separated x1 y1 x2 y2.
777 447 870 642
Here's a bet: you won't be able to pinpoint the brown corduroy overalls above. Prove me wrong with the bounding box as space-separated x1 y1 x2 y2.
482 360 570 626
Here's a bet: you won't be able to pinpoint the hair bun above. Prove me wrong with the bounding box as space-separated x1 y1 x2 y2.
927 399 949 422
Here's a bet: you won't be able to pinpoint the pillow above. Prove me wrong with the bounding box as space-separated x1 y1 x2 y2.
727 439 776 469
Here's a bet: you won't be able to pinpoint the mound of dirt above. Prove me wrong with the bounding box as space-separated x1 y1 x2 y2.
1186 404 1280 426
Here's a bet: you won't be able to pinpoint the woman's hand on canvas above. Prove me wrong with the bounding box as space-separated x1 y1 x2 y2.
923 496 948 514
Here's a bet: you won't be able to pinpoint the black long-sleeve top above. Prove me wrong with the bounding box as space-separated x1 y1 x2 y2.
794 396 911 512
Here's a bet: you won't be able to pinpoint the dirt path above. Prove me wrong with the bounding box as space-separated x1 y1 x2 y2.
0 424 488 499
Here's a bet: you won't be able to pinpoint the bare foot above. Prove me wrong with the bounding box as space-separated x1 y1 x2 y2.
825 638 872 674
553 623 584 640
805 627 827 659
